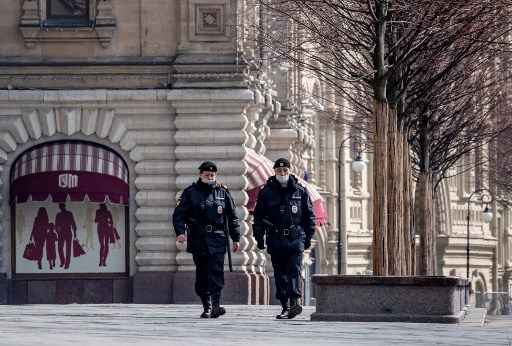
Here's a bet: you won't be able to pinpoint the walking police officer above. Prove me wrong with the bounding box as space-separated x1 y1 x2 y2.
253 158 315 319
172 161 240 318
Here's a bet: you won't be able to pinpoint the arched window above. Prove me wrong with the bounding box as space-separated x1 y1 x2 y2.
11 141 129 275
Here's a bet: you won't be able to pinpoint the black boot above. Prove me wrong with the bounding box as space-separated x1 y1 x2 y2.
210 293 226 318
275 300 290 319
200 295 211 318
288 297 302 319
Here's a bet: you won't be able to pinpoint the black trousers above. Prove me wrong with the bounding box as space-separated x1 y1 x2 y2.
271 249 303 303
192 252 225 297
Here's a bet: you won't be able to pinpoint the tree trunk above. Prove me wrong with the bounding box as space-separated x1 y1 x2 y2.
415 171 435 275
402 138 415 275
373 100 389 276
387 107 405 275
372 0 390 276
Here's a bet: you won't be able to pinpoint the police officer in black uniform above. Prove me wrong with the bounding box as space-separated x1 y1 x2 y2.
253 158 315 319
172 161 240 318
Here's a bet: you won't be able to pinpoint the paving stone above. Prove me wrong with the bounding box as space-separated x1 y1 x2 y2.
0 305 509 346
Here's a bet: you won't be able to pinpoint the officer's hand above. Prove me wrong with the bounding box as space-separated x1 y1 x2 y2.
304 238 311 250
257 239 265 250
176 234 186 243
232 242 240 252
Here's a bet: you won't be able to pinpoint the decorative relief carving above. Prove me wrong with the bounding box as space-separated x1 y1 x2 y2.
188 0 231 42
196 5 225 35
20 0 40 26
19 0 116 48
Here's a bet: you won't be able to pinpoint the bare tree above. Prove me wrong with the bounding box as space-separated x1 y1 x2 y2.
255 0 512 275
409 57 511 275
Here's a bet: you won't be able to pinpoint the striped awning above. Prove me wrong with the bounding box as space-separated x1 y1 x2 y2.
10 142 129 205
245 149 327 225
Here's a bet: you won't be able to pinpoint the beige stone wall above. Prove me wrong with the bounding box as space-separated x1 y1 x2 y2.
1 0 178 58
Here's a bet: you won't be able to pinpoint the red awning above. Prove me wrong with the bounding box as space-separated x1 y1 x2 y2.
10 142 129 205
245 149 328 225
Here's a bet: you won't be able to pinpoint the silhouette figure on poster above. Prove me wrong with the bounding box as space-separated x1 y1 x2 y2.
29 207 49 270
95 203 114 267
55 203 77 269
46 223 57 269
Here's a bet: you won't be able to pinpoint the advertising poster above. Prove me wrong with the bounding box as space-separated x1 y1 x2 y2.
15 200 126 274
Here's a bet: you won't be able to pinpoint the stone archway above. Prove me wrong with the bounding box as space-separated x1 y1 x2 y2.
0 92 178 303
9 140 130 303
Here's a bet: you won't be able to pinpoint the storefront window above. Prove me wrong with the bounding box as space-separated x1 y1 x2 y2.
11 141 128 275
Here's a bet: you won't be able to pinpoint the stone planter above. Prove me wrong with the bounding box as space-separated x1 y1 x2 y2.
311 275 469 323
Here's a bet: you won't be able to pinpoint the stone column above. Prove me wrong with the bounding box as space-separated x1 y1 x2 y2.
245 92 270 304
129 100 178 303
169 89 254 304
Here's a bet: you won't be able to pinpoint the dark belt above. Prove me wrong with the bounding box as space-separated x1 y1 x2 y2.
271 226 298 239
204 224 225 235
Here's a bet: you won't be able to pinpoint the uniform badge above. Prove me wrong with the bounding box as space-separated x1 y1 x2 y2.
291 205 298 214
217 205 223 214
176 198 181 207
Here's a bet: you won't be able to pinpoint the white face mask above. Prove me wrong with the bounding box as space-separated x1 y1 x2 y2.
200 177 216 186
276 174 289 185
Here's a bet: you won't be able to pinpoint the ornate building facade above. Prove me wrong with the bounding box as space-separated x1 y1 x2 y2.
0 1 509 311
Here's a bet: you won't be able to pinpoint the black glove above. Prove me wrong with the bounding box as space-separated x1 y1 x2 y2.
257 239 265 250
304 238 311 250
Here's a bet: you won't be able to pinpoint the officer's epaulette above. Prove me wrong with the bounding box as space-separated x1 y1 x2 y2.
216 182 229 191
296 181 306 190
294 178 307 191
182 183 196 194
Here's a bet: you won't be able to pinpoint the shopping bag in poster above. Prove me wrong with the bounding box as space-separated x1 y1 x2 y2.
113 227 120 240
109 227 121 244
72 239 86 257
22 242 38 261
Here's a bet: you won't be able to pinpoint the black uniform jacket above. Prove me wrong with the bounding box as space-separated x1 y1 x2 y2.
252 175 316 253
172 179 241 255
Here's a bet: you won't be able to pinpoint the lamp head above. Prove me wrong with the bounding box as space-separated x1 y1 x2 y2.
351 155 365 173
483 206 493 223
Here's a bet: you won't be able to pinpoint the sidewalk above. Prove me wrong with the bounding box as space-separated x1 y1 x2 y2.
0 304 510 346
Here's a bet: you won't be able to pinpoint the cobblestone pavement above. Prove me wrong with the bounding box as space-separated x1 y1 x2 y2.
0 304 510 346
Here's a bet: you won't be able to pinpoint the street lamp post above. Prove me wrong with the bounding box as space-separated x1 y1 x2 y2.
337 139 365 275
466 188 493 280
